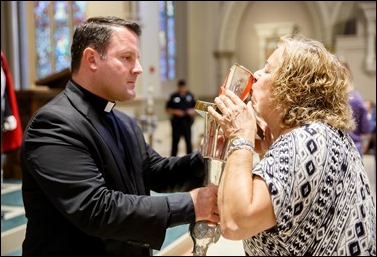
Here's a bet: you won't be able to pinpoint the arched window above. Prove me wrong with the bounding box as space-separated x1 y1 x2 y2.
158 1 176 80
34 1 87 79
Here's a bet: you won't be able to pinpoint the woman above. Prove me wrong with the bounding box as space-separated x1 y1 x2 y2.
208 34 376 255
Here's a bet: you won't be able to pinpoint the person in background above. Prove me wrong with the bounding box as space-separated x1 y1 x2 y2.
166 79 196 156
341 60 371 157
363 99 376 155
20 16 218 256
208 34 375 255
348 89 371 157
1 51 23 161
1 51 23 190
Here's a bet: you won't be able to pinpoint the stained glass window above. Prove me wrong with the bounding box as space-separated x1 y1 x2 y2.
158 1 176 80
34 1 87 79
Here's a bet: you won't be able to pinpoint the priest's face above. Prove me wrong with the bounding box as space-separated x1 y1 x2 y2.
95 26 143 102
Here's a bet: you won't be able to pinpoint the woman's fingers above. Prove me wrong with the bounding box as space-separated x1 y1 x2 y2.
224 89 244 105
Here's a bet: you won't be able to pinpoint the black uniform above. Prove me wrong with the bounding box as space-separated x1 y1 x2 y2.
166 91 196 156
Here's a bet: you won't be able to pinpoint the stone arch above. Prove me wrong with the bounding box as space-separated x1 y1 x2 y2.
214 1 351 82
216 1 340 52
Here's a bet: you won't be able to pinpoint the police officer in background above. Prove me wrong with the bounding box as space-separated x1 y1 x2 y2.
166 79 196 156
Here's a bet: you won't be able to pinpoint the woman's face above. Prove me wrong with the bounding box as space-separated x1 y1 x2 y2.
251 47 283 124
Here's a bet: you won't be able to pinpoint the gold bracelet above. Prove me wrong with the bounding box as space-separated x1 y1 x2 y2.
228 138 255 156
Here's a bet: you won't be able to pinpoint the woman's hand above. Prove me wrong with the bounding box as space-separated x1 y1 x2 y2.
208 90 257 142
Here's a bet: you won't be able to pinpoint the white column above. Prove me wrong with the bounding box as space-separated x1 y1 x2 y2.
359 2 376 73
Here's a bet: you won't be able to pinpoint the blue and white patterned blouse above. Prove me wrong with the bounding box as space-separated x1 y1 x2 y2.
245 122 376 256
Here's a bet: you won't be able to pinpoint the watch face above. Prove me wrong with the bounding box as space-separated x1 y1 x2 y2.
193 221 209 239
189 221 221 255
191 221 221 241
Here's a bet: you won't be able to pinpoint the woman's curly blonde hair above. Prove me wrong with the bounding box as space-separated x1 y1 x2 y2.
270 34 355 131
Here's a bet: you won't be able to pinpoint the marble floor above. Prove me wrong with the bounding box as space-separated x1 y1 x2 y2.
1 179 25 256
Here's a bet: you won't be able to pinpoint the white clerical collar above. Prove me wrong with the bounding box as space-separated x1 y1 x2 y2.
104 101 116 112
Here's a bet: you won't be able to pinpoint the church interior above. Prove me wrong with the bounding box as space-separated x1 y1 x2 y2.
1 1 375 255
